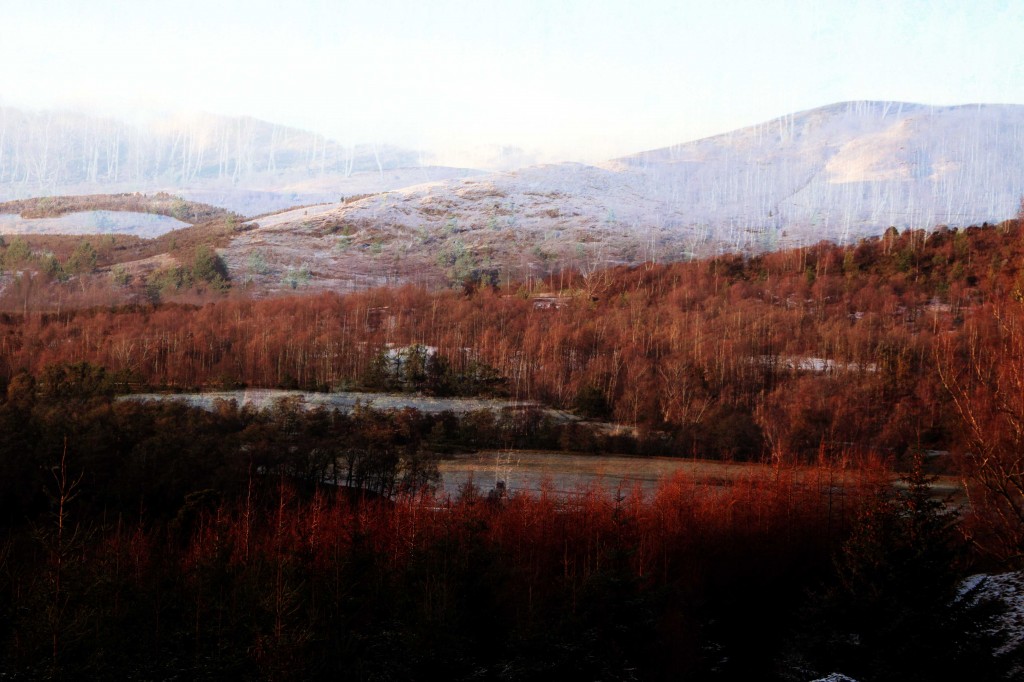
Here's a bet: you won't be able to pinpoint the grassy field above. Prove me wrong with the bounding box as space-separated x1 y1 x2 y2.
439 449 965 501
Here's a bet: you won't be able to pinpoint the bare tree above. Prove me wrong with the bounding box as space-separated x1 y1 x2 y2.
938 306 1024 563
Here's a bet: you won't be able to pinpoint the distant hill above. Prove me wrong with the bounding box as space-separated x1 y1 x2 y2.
4 101 1023 294
614 100 1024 246
224 101 1024 291
302 101 1024 249
0 106 481 215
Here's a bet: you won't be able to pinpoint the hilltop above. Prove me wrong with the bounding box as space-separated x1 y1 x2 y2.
2 101 1023 298
222 101 1024 292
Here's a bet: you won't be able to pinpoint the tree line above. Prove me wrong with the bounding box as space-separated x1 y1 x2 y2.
0 221 1021 463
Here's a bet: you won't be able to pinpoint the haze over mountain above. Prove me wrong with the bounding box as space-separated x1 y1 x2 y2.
312 101 1024 250
2 101 1023 293
0 106 481 215
220 101 1024 292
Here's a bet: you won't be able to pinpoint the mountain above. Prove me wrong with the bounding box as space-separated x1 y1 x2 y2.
223 101 1024 292
0 106 481 215
4 101 1022 294
615 101 1024 246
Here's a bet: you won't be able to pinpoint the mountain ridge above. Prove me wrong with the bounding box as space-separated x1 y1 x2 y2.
216 100 1024 292
2 100 1023 293
0 105 483 215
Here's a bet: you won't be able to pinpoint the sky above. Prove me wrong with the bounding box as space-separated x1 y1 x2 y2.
2 0 1023 168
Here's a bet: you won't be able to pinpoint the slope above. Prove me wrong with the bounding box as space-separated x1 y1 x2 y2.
225 101 1024 292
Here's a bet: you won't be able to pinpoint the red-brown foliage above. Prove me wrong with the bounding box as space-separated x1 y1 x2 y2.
5 223 1022 460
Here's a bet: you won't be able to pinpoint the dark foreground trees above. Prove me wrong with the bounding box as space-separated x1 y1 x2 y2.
1 462 1018 680
782 457 1019 681
0 374 1019 679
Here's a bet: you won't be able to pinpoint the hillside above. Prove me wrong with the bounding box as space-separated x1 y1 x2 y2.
1 219 1019 460
221 101 1024 292
3 102 1023 296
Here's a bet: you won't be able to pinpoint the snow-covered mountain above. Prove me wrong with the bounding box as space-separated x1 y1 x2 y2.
224 101 1024 292
0 106 481 215
615 100 1024 247
288 101 1024 250
4 101 1023 292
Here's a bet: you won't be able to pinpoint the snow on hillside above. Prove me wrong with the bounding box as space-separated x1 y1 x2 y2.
0 210 190 237
6 101 1021 290
226 102 1024 291
324 101 1024 251
616 101 1024 246
960 571 1024 657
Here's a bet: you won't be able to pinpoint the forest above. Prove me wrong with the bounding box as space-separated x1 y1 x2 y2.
2 220 1024 678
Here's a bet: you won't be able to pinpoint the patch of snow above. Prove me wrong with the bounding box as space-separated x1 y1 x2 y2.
754 355 878 373
118 389 564 418
959 570 1024 656
0 210 189 237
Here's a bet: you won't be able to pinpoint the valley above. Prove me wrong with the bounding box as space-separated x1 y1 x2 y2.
7 0 1024 675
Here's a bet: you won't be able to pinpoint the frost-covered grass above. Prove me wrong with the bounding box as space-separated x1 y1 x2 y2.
120 388 557 416
299 102 1024 250
438 450 773 497
227 101 1024 291
960 571 1024 657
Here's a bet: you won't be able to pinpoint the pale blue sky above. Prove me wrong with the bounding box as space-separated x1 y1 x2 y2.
2 0 1022 166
